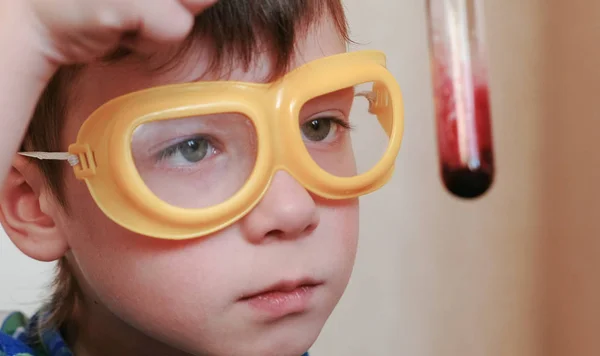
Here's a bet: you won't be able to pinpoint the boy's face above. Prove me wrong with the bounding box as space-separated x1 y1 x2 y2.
56 17 358 355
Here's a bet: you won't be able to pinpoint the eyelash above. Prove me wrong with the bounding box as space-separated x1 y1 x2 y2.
154 135 217 161
323 116 352 130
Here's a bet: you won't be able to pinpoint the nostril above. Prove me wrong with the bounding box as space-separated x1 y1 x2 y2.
303 223 317 235
266 229 284 239
265 223 317 240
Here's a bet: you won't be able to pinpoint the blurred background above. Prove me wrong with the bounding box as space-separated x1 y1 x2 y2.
2 0 600 355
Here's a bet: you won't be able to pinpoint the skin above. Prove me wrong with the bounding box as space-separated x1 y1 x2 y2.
0 14 359 356
0 0 219 187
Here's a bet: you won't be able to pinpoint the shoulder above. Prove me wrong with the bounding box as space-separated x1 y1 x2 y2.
0 312 36 356
0 332 37 356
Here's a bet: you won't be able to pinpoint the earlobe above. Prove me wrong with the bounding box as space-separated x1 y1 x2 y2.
0 156 69 262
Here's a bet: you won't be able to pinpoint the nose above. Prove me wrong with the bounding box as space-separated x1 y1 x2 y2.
239 171 320 244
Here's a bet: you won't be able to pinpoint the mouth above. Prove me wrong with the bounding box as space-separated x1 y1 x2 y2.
239 278 323 318
240 279 323 300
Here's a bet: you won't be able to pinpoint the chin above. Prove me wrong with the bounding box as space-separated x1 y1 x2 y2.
172 314 325 356
186 334 317 356
243 317 325 356
249 337 316 356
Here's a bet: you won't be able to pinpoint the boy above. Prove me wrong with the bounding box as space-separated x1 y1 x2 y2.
0 0 403 355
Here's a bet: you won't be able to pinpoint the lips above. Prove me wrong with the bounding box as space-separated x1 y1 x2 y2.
240 279 323 301
239 278 322 318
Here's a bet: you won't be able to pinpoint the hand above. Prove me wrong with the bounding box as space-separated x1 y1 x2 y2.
0 0 218 188
20 0 218 67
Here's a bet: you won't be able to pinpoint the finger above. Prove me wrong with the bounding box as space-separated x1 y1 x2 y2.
68 30 123 59
130 0 195 43
116 0 197 55
178 0 219 14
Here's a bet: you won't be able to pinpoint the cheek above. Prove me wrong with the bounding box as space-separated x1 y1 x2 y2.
61 177 241 329
318 198 360 282
328 200 359 254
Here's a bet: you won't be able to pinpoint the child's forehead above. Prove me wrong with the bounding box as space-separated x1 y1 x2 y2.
66 20 346 127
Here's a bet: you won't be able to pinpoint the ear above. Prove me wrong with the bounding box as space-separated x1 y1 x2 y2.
0 155 69 262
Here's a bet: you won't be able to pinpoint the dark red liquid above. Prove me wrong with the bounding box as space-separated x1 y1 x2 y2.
442 149 494 199
433 64 495 199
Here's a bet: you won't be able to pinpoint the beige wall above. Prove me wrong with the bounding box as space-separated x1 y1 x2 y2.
3 0 600 355
313 0 545 355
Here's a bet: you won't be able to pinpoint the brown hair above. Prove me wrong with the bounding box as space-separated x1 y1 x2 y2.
22 0 350 331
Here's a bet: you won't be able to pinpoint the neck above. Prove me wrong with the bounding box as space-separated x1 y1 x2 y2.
63 298 192 356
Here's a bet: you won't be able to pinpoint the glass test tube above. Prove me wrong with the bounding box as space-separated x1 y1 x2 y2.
425 0 495 199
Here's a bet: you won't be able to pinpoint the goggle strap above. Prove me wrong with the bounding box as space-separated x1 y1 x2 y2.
355 90 377 104
17 152 80 167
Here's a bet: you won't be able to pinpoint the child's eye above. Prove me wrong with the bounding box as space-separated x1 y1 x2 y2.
155 136 218 166
301 116 351 143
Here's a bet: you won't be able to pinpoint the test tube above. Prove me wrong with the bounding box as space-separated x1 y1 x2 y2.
425 0 495 199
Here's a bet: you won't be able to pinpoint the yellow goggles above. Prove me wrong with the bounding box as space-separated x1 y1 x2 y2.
21 50 405 240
